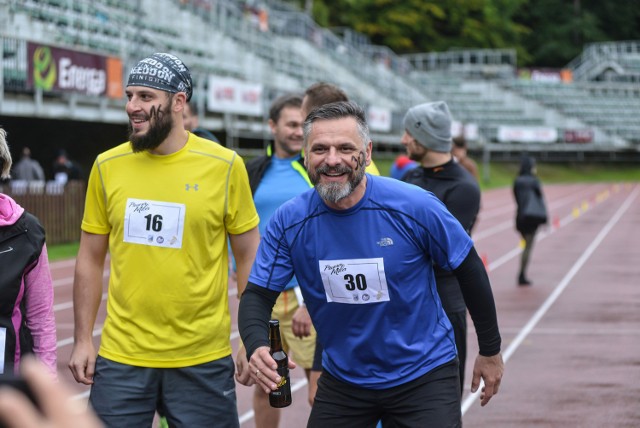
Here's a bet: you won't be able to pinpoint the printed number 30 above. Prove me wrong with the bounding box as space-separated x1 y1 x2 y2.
144 214 163 232
344 273 367 291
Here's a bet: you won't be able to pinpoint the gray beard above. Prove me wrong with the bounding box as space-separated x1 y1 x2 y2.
315 181 354 204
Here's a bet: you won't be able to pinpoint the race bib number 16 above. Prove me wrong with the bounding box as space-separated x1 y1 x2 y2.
123 198 185 248
319 258 389 304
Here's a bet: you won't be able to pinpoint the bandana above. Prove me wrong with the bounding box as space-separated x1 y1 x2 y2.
127 53 193 101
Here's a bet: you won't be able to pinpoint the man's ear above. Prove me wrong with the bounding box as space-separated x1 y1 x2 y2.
268 119 277 136
173 92 187 112
365 141 373 166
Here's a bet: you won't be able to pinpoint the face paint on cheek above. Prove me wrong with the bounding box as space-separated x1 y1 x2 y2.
149 104 166 121
351 152 366 171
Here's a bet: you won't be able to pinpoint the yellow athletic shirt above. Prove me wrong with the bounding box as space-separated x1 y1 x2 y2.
366 159 380 175
81 133 259 368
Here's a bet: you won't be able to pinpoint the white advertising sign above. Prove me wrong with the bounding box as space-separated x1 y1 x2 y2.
497 126 558 144
207 76 263 116
367 106 392 132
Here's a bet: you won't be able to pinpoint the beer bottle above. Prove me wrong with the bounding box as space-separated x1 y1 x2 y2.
268 319 292 408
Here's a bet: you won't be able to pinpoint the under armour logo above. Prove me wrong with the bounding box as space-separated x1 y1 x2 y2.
185 183 199 191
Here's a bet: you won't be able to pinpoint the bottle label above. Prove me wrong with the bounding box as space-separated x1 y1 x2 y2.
319 257 390 304
276 376 287 388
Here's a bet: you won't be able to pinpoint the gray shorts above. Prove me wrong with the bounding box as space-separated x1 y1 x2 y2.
89 355 239 428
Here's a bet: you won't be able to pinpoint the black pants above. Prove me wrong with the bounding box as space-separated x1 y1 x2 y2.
308 359 461 428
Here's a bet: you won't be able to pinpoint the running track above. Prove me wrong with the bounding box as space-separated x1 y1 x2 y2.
50 183 640 427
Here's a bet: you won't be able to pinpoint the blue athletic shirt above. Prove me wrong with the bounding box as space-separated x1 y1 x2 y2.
253 154 311 291
249 174 473 389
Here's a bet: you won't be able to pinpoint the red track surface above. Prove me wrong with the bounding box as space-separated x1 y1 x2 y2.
51 183 640 427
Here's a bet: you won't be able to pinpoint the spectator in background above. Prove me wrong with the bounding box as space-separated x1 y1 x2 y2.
236 93 316 428
183 100 220 143
400 101 481 394
389 154 418 180
513 155 547 286
0 127 57 378
12 147 45 182
68 53 260 427
452 135 479 181
51 150 81 185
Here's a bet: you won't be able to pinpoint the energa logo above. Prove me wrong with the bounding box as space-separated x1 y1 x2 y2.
33 46 56 90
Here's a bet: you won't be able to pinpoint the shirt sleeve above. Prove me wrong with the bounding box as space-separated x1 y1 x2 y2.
225 154 260 235
24 244 57 378
81 158 110 234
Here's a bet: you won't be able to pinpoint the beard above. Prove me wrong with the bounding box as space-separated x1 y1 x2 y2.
128 105 173 153
407 144 427 162
309 163 366 204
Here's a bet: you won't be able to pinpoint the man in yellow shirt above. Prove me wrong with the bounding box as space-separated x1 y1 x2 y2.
68 53 260 427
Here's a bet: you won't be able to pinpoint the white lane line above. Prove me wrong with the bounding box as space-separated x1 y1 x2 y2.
239 378 308 425
483 184 611 273
58 327 103 348
54 270 110 288
54 293 107 312
478 184 596 221
50 259 77 270
462 185 639 415
474 184 606 243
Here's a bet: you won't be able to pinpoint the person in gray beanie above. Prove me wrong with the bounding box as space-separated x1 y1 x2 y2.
402 101 453 153
401 101 484 395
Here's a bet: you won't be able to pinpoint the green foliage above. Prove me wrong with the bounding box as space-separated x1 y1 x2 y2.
293 0 640 67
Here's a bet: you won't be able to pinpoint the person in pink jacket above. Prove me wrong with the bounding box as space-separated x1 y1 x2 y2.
0 127 56 377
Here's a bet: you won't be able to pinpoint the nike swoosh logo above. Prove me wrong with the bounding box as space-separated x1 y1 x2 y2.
0 247 14 254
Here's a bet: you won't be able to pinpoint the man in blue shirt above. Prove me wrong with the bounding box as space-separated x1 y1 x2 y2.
236 93 316 428
238 101 504 427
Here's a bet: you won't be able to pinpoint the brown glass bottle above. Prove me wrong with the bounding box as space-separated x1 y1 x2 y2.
268 319 292 408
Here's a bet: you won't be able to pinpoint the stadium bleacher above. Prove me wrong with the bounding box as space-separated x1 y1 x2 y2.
1 0 639 159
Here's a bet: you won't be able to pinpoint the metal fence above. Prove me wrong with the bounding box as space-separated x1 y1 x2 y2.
1 180 85 245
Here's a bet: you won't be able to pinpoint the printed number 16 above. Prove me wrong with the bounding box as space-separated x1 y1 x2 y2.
144 214 163 232
344 273 367 291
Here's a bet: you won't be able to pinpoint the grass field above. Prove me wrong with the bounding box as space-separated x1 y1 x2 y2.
47 159 639 262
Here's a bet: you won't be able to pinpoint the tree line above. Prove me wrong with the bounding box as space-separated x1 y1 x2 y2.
290 0 640 67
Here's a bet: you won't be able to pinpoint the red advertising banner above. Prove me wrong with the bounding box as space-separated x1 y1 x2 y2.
27 42 123 98
564 129 594 143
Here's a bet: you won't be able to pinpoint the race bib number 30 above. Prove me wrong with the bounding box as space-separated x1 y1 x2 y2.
123 198 185 248
319 258 389 304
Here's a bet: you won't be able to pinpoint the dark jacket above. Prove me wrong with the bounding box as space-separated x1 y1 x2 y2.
245 143 310 195
0 211 45 374
513 157 546 234
402 159 481 313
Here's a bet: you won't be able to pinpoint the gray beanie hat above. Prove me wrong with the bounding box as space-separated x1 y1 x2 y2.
402 101 453 152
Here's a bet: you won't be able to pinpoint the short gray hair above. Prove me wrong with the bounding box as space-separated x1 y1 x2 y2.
0 128 12 180
303 101 370 148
